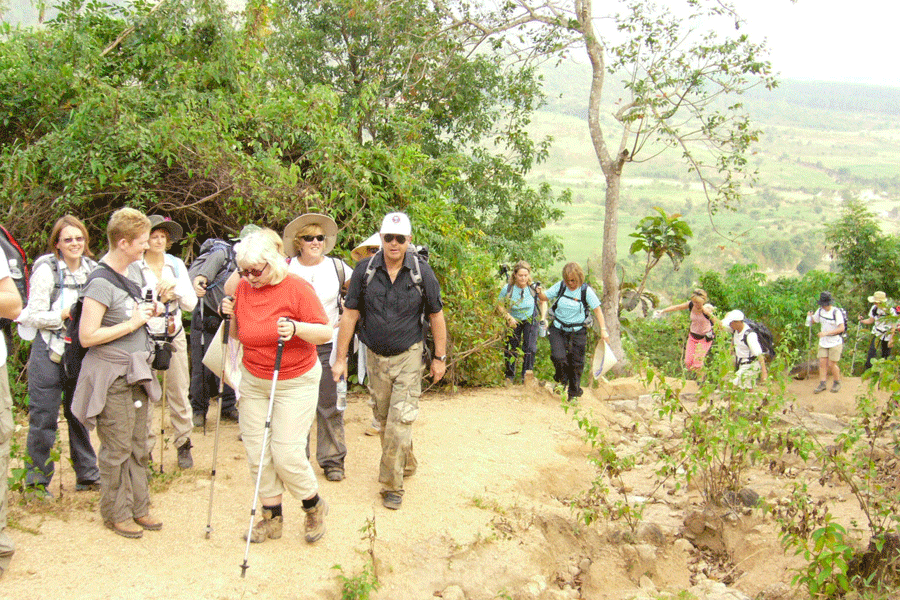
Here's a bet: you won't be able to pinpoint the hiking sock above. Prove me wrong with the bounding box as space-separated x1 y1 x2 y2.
266 504 283 519
302 495 320 510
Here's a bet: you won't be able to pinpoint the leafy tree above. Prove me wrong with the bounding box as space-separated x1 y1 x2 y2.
455 0 776 363
627 207 692 306
825 197 900 299
267 0 567 267
0 0 549 385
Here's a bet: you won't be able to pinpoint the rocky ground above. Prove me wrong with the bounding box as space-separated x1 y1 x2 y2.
0 373 883 600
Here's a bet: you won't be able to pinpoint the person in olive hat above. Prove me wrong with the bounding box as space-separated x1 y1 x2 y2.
806 291 845 393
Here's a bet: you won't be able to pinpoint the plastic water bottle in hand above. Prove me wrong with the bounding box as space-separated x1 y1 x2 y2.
336 377 347 411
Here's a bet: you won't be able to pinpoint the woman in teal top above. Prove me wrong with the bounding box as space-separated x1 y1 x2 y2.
538 262 609 400
498 261 545 383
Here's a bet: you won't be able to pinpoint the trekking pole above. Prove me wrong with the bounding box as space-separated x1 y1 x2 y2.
850 321 862 375
806 321 814 381
199 299 207 436
159 305 169 474
240 332 286 578
205 311 230 539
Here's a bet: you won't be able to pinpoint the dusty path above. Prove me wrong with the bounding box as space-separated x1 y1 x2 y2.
3 385 588 600
1 374 872 600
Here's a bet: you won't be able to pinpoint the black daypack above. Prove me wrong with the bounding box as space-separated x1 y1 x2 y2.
549 282 593 329
741 318 776 361
63 264 145 385
188 239 235 309
0 225 29 342
360 246 433 360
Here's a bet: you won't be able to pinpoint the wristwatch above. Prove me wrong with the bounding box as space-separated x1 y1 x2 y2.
434 355 447 362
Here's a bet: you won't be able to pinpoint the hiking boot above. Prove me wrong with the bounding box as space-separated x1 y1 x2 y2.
831 381 841 393
813 381 827 394
106 520 143 539
75 480 100 492
221 407 240 422
382 491 402 510
364 421 381 436
177 439 194 470
133 514 163 531
303 498 328 543
23 486 54 503
245 508 283 543
325 468 344 482
192 412 206 428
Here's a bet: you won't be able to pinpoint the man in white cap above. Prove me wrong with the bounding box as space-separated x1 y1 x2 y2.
332 212 447 510
722 309 767 389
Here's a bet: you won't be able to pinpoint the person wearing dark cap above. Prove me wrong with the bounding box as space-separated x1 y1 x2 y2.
332 212 447 510
806 291 845 393
140 216 197 469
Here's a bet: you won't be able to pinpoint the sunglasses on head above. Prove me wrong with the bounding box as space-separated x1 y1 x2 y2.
302 234 326 242
238 263 269 278
383 234 407 244
61 236 85 244
366 246 379 255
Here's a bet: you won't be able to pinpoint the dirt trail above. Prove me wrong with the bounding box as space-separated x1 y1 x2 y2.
1 375 868 599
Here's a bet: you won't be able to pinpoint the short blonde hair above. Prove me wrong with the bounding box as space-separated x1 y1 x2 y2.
691 289 708 304
561 262 584 288
107 207 150 247
261 228 286 257
292 224 324 257
235 231 288 284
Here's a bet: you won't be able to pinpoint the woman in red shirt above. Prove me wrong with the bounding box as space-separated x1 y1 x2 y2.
222 231 332 544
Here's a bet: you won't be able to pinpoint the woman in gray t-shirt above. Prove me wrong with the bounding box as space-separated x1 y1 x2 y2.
75 208 161 539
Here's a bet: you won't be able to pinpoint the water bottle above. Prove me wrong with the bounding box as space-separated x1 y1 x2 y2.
539 319 548 338
336 377 347 411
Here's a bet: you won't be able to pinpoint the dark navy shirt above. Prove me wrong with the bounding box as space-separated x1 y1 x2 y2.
344 251 443 357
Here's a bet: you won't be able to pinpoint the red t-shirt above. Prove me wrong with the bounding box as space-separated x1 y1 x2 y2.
235 274 328 380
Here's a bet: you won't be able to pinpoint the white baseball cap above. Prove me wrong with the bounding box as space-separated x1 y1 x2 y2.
722 309 744 329
380 212 412 236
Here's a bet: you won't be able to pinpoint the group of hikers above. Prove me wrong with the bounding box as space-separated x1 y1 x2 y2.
0 206 896 578
0 208 445 576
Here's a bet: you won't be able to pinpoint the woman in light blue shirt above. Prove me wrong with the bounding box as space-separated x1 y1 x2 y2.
498 261 545 383
538 262 608 400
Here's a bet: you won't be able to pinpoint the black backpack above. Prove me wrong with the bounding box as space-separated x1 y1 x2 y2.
503 282 541 323
742 318 776 360
63 264 145 385
360 246 433 360
549 282 593 329
0 225 29 343
188 239 236 309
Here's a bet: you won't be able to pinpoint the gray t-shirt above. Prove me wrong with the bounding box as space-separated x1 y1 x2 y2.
82 263 150 354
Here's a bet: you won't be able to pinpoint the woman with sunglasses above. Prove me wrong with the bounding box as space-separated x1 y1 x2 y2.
17 215 101 497
281 214 353 482
221 230 332 544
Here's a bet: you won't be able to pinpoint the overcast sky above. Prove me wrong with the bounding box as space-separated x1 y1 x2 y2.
4 0 896 88
732 0 897 87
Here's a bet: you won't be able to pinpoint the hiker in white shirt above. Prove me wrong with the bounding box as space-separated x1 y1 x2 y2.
806 291 845 394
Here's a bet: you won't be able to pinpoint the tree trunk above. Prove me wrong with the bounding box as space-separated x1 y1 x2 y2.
579 0 626 363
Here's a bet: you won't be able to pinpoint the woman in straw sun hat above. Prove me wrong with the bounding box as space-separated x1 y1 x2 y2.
283 214 353 482
858 290 896 371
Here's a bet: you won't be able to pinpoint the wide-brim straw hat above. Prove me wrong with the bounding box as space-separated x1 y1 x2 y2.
868 291 888 304
148 215 183 241
282 213 338 256
351 233 381 263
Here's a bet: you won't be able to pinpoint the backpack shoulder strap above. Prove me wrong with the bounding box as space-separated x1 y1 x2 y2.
551 281 565 313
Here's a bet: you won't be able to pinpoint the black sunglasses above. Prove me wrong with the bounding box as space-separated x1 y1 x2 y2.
238 263 269 278
383 234 407 244
302 235 326 242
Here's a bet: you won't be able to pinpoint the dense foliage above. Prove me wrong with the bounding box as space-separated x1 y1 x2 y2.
0 0 572 386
